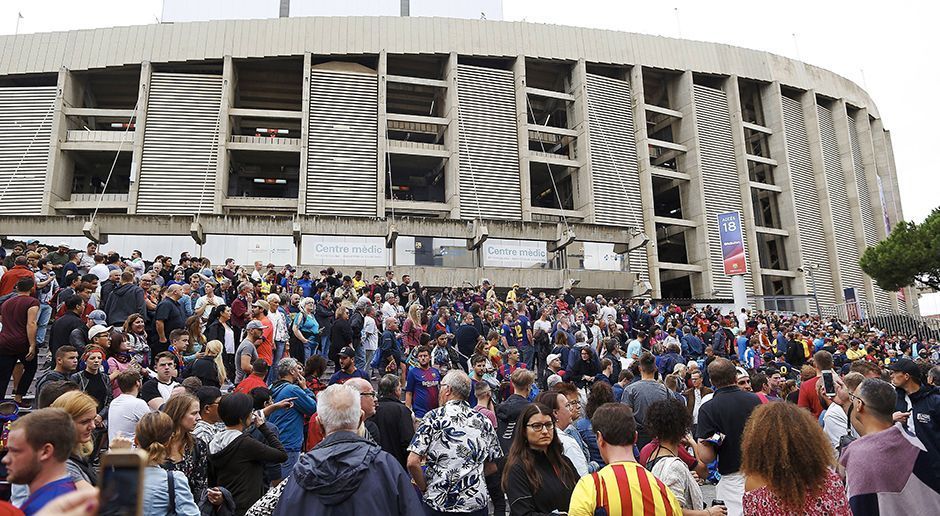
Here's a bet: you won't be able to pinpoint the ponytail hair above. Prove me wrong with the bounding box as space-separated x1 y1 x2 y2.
135 411 174 465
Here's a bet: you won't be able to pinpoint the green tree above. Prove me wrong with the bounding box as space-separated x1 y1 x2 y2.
860 207 940 291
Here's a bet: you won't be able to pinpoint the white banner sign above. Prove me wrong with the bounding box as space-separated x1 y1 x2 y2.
582 242 623 271
301 235 388 267
482 239 547 268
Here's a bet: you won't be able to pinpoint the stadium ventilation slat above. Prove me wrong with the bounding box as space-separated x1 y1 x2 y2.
0 86 56 215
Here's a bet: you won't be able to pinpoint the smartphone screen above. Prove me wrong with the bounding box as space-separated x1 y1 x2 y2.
99 462 142 516
822 371 836 397
0 481 11 502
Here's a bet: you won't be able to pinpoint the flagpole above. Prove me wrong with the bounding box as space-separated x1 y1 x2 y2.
15 12 22 35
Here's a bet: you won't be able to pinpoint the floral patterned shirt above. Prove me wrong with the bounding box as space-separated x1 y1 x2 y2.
408 399 503 512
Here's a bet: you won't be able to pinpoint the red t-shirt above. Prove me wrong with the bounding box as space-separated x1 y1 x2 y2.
639 438 697 470
0 294 40 354
0 266 34 296
797 376 824 418
234 374 267 395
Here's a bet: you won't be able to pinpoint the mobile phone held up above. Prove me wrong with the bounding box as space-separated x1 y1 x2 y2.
822 370 837 398
99 449 147 516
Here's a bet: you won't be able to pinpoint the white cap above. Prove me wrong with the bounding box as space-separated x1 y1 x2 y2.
546 353 561 365
88 325 113 340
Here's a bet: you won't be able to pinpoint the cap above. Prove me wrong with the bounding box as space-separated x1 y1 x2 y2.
26 239 38 245
88 310 107 325
887 358 920 377
735 367 749 380
58 241 70 248
252 300 270 311
546 353 561 365
246 320 268 330
547 374 564 389
338 346 356 358
88 325 113 340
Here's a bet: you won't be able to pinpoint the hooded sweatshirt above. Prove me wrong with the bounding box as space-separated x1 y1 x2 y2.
208 425 287 516
273 431 421 516
104 282 146 326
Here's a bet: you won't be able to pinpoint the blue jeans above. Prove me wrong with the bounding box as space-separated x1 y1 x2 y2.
355 344 366 371
280 450 300 480
268 340 286 383
520 344 535 369
36 303 52 345
319 333 331 359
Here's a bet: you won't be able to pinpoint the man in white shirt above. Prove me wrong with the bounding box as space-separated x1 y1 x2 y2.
362 305 380 378
88 254 110 282
381 292 398 321
108 370 151 443
194 282 225 324
140 352 181 410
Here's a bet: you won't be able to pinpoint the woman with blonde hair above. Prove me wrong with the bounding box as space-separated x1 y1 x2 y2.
190 339 226 388
741 402 850 515
291 297 319 361
136 411 200 516
162 393 209 502
50 391 98 488
183 315 206 364
402 303 424 351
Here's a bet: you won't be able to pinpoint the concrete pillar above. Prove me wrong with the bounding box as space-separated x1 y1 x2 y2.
213 55 235 213
801 90 844 304
297 52 311 215
42 67 74 214
127 61 151 215
761 81 809 309
723 75 764 301
831 99 876 305
571 59 595 219
444 52 461 219
512 55 533 221
377 50 388 218
628 66 661 298
674 70 712 296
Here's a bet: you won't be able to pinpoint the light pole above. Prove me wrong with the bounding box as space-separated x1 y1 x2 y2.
800 263 821 315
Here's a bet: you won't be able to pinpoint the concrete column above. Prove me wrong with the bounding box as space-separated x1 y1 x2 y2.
723 75 764 301
880 128 915 313
831 99 875 304
444 52 461 219
801 90 844 303
628 66 661 298
127 61 151 215
213 55 235 214
761 81 809 309
377 50 388 218
512 55 533 221
674 70 712 296
42 67 74 214
297 52 311 215
571 59 595 219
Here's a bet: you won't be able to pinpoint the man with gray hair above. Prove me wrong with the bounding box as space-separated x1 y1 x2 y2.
370 374 414 467
267 357 318 479
408 370 503 515
345 377 380 442
274 384 422 515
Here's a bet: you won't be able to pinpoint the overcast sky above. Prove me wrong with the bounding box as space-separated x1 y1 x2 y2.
1 0 936 224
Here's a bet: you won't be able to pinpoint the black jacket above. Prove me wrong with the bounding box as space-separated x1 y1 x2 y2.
204 319 229 346
104 283 146 326
189 356 221 388
896 384 940 478
329 318 353 363
49 311 84 356
208 425 287 516
369 396 415 468
505 450 576 516
496 394 530 453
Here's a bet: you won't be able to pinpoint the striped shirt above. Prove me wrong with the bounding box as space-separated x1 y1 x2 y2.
569 460 683 516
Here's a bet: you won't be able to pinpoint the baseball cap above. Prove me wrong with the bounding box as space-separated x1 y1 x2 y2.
88 325 112 340
547 374 564 389
546 353 561 365
338 346 356 358
246 320 268 330
88 310 107 325
26 239 38 245
886 358 920 377
252 300 270 311
735 367 749 380
58 241 70 248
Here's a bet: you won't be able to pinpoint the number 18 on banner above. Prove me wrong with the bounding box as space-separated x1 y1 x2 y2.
717 211 748 276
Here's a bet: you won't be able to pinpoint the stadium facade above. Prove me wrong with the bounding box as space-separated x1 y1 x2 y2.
0 16 914 313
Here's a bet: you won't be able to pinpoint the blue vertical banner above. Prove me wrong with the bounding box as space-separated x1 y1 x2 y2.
717 211 747 276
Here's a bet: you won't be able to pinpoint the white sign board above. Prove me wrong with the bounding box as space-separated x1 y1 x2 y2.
482 239 547 268
582 242 623 271
301 235 388 266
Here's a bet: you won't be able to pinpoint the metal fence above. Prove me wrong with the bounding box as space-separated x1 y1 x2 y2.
821 301 940 340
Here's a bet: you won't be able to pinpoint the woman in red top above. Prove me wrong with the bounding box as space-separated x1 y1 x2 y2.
741 402 850 515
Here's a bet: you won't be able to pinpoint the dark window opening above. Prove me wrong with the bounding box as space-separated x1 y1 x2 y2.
751 189 781 229
388 123 446 145
235 57 304 111
761 275 794 312
387 82 446 117
693 73 725 89
458 56 514 71
647 110 678 143
231 117 301 138
756 233 788 270
387 54 447 80
748 160 774 184
153 61 223 75
528 131 575 158
661 275 694 299
525 59 573 92
649 145 679 170
739 80 765 126
70 151 132 195
386 154 446 203
653 176 683 218
526 95 570 129
744 127 771 158
72 67 142 110
530 163 574 210
228 151 299 198
656 223 690 264
643 69 674 109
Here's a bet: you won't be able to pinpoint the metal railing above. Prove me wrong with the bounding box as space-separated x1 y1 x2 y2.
821 301 940 340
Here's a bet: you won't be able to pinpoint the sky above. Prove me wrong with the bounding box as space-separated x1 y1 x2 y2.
0 0 936 225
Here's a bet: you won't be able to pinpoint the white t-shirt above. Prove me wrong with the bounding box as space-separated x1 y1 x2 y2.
89 263 110 282
195 294 225 321
533 318 552 335
108 393 151 443
823 403 859 449
362 316 379 351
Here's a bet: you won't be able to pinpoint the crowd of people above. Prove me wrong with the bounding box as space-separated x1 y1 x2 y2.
0 239 939 515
